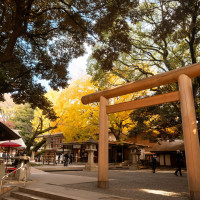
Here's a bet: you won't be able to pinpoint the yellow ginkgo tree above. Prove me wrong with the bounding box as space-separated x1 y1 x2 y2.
28 90 61 156
54 75 146 143
31 76 150 147
53 76 99 143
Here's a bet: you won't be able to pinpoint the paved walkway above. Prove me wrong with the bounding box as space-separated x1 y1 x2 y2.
27 167 118 200
26 164 190 200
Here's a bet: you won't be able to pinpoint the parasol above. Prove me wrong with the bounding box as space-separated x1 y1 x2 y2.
0 141 22 148
0 140 22 173
0 140 22 158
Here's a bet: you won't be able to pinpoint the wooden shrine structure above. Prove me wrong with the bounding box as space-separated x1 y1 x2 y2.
81 63 200 200
42 149 57 165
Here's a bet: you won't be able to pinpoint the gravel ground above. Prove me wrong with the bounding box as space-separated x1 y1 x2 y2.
49 169 189 200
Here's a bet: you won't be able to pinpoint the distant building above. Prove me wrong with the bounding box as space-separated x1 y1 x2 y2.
127 133 157 162
36 132 185 167
36 133 64 164
42 132 150 164
151 139 185 167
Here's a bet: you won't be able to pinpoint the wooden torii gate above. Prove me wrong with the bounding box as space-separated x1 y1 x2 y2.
81 63 200 200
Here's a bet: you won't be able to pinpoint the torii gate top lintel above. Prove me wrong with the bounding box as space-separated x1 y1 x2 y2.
81 63 200 105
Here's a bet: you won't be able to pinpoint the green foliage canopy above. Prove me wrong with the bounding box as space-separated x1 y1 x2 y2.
0 0 139 119
87 0 200 139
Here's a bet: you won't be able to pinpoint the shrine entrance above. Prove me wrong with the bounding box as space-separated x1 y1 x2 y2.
81 63 200 200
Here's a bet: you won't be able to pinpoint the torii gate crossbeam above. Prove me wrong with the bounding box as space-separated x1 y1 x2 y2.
81 63 200 200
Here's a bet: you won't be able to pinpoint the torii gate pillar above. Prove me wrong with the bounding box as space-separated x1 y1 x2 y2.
98 96 109 188
178 74 200 200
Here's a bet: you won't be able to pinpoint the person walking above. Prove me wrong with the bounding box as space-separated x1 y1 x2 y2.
174 150 183 176
69 154 73 164
152 154 157 173
64 153 69 166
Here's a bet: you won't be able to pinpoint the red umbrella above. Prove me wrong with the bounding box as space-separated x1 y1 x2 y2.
0 141 21 148
0 140 21 157
0 140 22 172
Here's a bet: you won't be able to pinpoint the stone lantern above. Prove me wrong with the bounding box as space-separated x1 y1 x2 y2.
84 136 98 171
15 155 30 181
129 144 140 170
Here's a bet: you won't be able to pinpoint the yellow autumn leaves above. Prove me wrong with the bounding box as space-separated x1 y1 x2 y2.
32 76 143 143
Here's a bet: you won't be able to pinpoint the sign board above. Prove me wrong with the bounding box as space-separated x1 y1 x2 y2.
73 144 81 149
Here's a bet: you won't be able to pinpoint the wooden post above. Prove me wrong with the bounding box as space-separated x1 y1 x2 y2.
98 96 109 188
178 74 200 200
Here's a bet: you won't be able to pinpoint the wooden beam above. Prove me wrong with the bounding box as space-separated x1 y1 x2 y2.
106 91 180 114
178 74 200 199
81 63 200 105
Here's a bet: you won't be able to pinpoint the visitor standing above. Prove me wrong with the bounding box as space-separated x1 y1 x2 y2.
152 154 157 173
174 150 183 176
64 153 69 166
58 154 61 164
69 154 73 164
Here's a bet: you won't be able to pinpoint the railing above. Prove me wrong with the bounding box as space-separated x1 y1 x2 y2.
0 163 27 193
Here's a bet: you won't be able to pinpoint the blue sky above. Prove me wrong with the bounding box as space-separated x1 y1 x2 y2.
38 46 92 90
68 46 92 81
